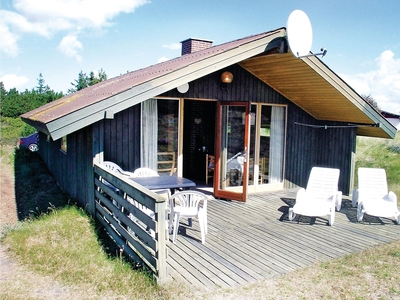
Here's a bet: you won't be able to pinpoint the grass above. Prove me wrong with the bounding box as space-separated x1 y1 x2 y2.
0 117 35 143
1 117 399 299
1 145 175 299
2 207 169 300
13 149 72 220
355 133 400 196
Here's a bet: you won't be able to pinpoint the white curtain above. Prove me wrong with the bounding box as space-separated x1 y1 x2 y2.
141 99 158 171
269 106 285 183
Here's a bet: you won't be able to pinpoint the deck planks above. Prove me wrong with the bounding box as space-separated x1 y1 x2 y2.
166 189 400 291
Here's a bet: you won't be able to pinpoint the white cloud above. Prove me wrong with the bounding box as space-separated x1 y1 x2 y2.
162 43 181 50
0 0 150 57
341 50 400 113
0 22 19 56
1 74 29 90
58 35 83 62
158 57 169 63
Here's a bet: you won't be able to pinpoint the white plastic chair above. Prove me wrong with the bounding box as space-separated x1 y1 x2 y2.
102 161 135 177
169 191 208 244
132 167 159 177
132 168 171 202
130 167 171 231
100 161 135 209
288 167 342 226
353 168 399 224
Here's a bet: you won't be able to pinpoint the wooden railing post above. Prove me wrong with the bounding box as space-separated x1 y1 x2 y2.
155 199 168 283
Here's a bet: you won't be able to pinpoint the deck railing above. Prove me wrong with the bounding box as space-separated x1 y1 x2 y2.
93 163 168 283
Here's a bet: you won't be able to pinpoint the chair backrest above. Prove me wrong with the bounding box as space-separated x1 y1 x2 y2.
102 161 124 173
157 152 176 175
306 167 340 200
206 154 215 169
170 190 208 215
132 167 159 177
358 167 388 198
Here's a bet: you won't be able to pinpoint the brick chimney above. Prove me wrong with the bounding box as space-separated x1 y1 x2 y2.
181 38 213 55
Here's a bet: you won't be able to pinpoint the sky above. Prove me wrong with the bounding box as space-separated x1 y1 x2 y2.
1 0 399 113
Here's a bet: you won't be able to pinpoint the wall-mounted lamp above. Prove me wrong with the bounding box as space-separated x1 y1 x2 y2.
220 71 233 90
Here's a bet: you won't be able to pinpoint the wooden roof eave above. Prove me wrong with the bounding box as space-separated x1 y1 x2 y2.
239 52 396 139
303 55 396 138
33 29 286 141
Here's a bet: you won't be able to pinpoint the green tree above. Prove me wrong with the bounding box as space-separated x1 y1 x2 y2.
0 75 63 117
0 82 7 102
36 73 63 104
68 69 108 94
36 73 50 94
68 71 88 94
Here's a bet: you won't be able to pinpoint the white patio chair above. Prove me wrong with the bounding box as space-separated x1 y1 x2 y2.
354 168 399 224
102 161 135 177
169 190 208 244
132 167 158 177
100 161 135 208
131 168 171 203
288 167 342 226
130 167 171 232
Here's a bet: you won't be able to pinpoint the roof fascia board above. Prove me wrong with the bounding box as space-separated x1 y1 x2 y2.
303 56 397 138
47 30 286 139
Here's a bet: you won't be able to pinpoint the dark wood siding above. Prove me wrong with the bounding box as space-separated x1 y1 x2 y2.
38 127 95 211
162 64 355 194
37 62 356 214
103 105 141 172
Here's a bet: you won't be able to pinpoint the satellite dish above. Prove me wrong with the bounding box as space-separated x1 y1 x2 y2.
287 10 313 57
177 83 189 93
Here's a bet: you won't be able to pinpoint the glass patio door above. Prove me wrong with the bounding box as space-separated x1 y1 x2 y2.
214 102 250 202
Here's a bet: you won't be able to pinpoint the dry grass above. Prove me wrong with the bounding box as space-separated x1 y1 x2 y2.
1 207 170 300
355 133 400 196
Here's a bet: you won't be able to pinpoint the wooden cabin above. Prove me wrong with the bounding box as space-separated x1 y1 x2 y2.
21 28 397 213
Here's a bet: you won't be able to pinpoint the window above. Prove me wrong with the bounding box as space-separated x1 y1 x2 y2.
61 136 67 152
141 99 179 174
249 104 286 186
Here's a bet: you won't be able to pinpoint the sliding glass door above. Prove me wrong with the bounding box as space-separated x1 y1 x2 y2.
214 102 250 201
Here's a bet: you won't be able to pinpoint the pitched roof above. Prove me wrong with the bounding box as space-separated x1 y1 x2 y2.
21 28 396 140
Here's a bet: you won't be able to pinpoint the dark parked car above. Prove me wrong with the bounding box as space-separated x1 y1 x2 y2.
19 132 39 152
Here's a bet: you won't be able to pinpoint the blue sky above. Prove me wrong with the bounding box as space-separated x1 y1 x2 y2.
1 0 399 113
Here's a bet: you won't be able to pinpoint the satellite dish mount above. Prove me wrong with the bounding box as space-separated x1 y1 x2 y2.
286 10 327 59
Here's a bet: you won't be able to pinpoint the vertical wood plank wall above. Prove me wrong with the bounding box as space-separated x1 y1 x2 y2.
38 63 357 211
161 64 356 194
38 127 95 211
103 105 141 172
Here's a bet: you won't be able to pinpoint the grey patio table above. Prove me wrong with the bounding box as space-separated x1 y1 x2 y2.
130 176 197 228
130 176 196 191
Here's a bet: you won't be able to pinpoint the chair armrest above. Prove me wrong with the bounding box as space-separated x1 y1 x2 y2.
295 188 306 204
119 170 136 177
358 190 366 204
388 191 397 204
336 191 342 211
352 188 358 207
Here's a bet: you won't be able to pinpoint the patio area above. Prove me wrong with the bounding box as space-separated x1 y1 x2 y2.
166 189 400 291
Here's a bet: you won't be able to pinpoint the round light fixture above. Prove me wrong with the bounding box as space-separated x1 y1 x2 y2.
221 71 233 84
177 83 189 93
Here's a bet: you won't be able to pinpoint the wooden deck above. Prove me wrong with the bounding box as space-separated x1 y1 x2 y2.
166 189 400 291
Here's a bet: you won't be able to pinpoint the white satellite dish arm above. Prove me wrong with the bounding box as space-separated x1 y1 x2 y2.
297 47 327 59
